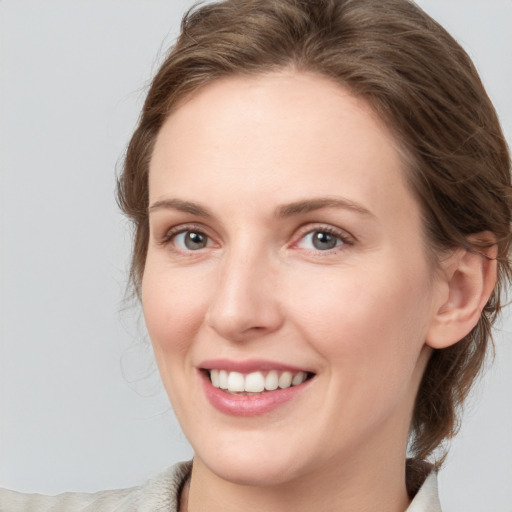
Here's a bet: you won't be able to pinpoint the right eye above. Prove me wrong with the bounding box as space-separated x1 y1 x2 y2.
172 230 211 251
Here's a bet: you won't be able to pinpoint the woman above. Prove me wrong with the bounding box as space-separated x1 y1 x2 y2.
2 0 510 511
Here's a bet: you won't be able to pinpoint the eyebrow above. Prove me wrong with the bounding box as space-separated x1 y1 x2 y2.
275 197 374 218
148 196 374 218
148 198 213 217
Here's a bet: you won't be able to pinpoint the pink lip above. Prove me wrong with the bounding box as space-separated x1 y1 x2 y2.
199 367 313 417
199 358 308 373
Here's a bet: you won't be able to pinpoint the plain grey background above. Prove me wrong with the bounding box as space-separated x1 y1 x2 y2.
0 1 511 511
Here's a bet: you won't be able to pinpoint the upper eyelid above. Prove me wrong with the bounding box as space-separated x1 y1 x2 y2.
151 213 218 234
293 223 355 242
158 223 213 244
291 227 355 256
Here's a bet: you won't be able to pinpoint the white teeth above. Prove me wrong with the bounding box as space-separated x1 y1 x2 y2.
278 371 292 389
210 369 220 388
245 372 265 392
292 371 307 386
227 371 245 392
264 370 279 391
209 369 309 393
219 370 228 389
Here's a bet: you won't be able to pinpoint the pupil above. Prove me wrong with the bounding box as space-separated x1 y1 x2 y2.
313 232 337 250
185 231 206 250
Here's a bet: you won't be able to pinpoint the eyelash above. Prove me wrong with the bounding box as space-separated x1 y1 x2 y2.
159 223 354 254
292 224 354 253
159 224 213 249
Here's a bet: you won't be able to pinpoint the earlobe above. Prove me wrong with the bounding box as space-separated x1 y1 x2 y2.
426 234 497 349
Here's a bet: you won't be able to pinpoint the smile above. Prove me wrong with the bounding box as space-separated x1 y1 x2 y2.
208 369 310 394
199 362 315 416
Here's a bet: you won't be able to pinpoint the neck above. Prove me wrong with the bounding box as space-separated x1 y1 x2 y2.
185 448 411 512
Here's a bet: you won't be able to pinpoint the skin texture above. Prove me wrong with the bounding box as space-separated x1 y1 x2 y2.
142 71 493 512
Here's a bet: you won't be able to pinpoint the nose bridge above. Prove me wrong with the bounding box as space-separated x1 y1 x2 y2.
205 236 282 340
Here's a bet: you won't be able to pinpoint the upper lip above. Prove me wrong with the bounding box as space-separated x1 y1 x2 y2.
199 358 313 374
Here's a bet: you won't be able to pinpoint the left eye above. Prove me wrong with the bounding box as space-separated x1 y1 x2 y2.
173 230 210 251
297 230 345 251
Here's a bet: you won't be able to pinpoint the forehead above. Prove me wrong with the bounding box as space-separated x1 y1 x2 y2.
149 71 417 224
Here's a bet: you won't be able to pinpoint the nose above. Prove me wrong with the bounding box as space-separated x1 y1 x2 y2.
205 247 284 342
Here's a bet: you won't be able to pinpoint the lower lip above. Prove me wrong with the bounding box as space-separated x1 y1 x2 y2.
200 371 311 417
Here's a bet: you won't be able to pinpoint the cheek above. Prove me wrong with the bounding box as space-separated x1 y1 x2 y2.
289 261 434 386
296 266 434 438
141 262 211 422
141 261 207 360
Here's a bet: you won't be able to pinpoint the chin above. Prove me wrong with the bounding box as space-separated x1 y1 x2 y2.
201 453 306 487
190 428 318 488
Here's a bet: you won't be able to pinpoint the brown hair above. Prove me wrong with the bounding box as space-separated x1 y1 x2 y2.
117 0 511 464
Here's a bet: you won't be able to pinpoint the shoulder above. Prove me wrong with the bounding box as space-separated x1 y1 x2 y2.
0 486 136 511
0 461 192 512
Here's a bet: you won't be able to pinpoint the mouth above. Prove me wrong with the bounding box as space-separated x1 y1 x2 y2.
198 360 316 416
204 369 315 395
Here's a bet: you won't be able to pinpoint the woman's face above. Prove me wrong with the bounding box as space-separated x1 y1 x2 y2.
143 72 443 486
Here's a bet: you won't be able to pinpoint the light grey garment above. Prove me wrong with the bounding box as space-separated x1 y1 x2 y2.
407 471 442 512
0 462 191 512
0 461 441 511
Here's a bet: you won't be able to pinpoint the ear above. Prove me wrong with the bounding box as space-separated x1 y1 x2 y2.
426 233 497 349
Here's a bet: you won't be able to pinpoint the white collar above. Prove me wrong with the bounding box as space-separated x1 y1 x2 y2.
406 471 442 512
